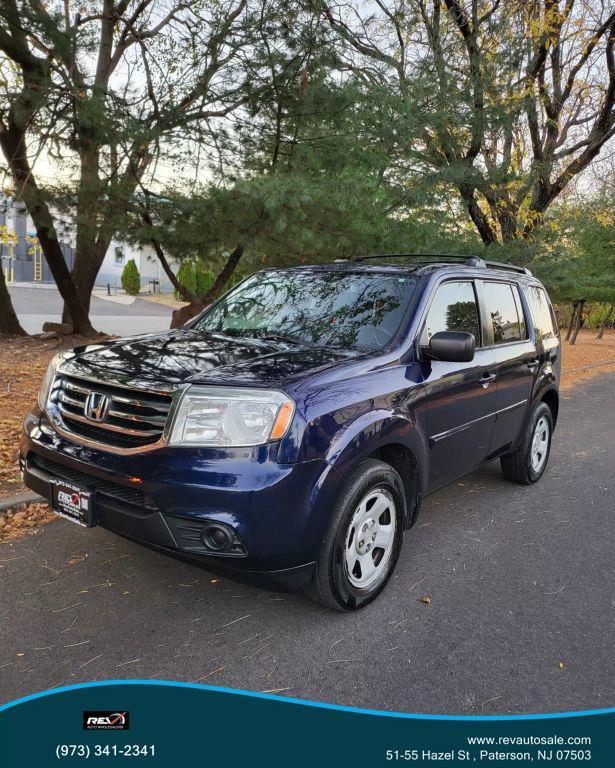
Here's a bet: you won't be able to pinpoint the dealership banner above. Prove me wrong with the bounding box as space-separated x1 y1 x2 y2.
0 681 612 766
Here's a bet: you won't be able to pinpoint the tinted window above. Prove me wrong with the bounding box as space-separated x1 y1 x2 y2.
483 282 524 344
195 269 418 350
421 281 480 346
526 286 556 341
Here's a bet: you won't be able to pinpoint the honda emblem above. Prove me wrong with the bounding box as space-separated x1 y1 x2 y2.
84 392 110 422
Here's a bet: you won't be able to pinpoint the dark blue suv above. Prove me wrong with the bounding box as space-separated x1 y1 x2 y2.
21 255 560 610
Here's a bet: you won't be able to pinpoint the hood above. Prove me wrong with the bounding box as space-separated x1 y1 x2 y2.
61 329 356 391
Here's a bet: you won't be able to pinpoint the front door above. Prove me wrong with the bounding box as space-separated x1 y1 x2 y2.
419 280 498 492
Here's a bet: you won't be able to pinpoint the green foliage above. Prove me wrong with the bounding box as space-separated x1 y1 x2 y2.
195 263 215 296
586 303 614 330
530 197 615 303
122 73 481 280
121 259 141 295
175 261 197 299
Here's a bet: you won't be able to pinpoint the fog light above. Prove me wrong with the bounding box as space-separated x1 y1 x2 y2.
201 523 234 552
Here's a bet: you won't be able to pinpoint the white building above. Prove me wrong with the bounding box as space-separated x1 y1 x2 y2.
1 198 178 292
97 240 178 293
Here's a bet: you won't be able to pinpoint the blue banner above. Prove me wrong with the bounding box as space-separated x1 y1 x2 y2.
0 681 612 766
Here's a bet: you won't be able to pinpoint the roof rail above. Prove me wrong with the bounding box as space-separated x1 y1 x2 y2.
484 260 532 276
354 253 477 264
351 252 531 275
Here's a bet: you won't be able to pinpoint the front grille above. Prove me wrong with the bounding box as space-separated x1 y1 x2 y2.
51 374 172 451
31 454 159 513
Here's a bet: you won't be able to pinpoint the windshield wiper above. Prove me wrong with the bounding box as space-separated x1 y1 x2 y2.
253 331 311 346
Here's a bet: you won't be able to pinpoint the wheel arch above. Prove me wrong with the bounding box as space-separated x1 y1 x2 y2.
366 443 422 528
323 411 426 530
540 387 559 428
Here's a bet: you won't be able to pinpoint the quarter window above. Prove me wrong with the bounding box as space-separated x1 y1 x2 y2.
526 286 557 341
483 282 525 344
421 281 480 346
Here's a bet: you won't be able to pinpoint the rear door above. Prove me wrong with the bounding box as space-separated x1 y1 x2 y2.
420 279 498 492
480 280 538 454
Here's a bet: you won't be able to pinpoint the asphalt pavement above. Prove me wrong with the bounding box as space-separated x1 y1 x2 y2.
1 374 613 714
8 286 173 335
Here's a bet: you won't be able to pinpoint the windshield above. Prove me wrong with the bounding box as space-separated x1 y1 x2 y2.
194 269 418 350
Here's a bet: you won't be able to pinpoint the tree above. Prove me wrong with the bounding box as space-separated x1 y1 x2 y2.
532 195 615 343
0 0 279 330
127 53 478 326
0 9 94 334
121 258 141 295
0 224 25 335
321 0 615 244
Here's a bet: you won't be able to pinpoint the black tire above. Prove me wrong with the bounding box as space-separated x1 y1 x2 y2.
500 401 553 485
306 459 405 611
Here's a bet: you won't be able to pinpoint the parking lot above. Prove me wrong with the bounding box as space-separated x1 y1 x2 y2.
1 373 613 714
8 286 173 335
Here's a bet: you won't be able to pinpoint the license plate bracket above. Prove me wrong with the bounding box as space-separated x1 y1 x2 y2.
51 480 97 528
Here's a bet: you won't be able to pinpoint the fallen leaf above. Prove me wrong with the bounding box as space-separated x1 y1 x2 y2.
420 596 431 605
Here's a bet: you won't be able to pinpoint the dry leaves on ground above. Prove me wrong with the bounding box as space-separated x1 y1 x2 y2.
0 501 56 543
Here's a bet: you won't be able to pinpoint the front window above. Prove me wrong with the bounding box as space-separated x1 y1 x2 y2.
194 269 418 350
420 281 481 346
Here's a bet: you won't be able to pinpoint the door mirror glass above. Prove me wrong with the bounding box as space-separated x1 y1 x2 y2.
428 331 476 362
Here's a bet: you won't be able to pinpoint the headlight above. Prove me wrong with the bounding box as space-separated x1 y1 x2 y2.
38 353 64 411
169 387 295 447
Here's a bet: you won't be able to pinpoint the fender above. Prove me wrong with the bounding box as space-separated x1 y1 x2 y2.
321 408 428 527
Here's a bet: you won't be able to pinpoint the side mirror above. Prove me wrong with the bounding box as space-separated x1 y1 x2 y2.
427 331 475 363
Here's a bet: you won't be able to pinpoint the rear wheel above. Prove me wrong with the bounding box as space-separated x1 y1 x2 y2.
307 459 405 611
501 401 553 485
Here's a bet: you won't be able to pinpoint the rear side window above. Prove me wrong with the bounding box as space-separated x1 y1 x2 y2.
421 281 480 346
483 282 526 344
525 285 557 341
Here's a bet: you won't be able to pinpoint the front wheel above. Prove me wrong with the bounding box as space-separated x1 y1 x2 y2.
500 401 554 485
307 459 405 611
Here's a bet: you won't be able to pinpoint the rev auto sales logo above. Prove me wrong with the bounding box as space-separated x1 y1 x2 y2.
83 711 130 730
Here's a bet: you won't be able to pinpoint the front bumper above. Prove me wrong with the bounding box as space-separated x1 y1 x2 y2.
21 411 343 590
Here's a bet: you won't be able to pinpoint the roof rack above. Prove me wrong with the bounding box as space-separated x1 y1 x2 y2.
483 259 532 275
349 253 531 275
353 253 474 264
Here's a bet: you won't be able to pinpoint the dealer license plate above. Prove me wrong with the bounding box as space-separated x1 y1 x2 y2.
51 480 97 528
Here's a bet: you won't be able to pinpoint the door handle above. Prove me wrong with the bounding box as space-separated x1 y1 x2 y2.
479 372 496 388
527 359 539 370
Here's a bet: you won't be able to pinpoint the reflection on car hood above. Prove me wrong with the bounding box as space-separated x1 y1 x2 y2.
61 329 357 391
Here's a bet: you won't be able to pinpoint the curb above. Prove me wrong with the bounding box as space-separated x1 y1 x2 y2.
0 492 44 516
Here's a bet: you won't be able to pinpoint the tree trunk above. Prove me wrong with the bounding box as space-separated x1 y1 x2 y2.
140 211 194 302
565 301 578 342
569 299 585 345
459 186 497 245
0 128 95 336
170 244 244 329
61 238 110 323
596 302 614 339
0 265 26 335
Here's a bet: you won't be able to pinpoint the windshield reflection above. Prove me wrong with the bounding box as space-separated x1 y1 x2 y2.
195 269 417 350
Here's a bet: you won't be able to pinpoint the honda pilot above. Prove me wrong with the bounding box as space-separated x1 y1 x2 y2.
21 255 560 610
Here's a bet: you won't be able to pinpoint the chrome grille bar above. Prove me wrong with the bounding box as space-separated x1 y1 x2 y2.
58 405 162 437
52 374 173 451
